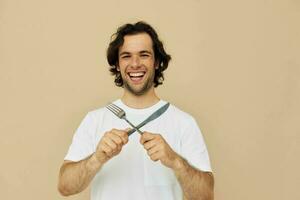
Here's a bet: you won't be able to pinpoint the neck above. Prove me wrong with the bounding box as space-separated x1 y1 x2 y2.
121 87 160 109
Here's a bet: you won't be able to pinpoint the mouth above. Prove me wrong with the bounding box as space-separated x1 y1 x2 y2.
127 71 146 83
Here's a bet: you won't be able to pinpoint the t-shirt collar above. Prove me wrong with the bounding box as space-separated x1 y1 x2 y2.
113 99 166 115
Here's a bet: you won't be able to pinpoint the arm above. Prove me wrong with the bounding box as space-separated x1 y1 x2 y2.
141 132 214 200
58 154 103 196
58 129 129 196
174 157 214 200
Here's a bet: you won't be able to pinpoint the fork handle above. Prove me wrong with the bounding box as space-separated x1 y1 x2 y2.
124 118 143 135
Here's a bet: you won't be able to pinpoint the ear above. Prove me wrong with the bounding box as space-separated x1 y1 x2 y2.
155 61 159 70
116 63 120 71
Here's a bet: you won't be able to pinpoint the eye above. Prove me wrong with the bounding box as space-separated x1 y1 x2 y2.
121 55 130 59
141 54 150 58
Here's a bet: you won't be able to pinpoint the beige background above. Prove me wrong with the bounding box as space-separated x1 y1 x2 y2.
0 0 299 199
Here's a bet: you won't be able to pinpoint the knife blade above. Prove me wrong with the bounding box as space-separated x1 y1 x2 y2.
127 102 170 135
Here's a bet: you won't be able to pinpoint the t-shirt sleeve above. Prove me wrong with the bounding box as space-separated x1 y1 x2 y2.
180 117 212 172
64 112 96 162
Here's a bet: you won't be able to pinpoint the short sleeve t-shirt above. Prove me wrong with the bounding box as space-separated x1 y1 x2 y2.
65 99 212 200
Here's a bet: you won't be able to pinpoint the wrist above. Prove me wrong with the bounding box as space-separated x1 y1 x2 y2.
87 153 104 171
172 155 185 171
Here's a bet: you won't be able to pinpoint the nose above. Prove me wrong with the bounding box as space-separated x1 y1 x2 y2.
130 55 141 67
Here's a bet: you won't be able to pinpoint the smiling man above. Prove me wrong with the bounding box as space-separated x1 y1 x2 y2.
58 22 214 200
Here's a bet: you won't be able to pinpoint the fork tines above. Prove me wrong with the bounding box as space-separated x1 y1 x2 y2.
106 103 143 135
106 103 124 118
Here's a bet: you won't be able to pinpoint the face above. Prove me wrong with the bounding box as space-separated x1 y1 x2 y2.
118 33 156 96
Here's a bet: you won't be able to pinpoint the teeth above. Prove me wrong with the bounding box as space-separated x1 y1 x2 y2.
129 72 145 77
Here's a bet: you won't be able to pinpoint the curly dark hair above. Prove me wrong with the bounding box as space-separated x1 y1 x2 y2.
106 21 171 87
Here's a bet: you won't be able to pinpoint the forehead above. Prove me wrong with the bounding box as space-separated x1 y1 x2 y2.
119 33 154 53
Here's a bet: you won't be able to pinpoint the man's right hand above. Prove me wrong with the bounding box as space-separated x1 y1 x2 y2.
94 128 129 164
58 128 129 196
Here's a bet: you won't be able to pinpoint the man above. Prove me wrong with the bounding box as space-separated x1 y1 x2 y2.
58 21 214 200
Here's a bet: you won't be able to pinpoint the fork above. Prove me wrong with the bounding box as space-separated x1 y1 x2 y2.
106 103 143 135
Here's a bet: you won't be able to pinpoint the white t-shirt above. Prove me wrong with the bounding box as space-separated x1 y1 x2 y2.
65 99 212 200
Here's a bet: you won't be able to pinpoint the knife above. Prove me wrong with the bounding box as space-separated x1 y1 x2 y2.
127 102 170 136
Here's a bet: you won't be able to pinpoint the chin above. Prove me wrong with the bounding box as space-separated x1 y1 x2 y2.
126 84 150 96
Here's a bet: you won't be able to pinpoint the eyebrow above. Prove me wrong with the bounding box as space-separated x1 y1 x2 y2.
139 50 152 54
119 50 153 56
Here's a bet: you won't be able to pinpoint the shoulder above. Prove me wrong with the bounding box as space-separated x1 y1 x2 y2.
167 103 197 126
88 106 108 116
164 103 202 139
86 99 121 119
83 106 110 123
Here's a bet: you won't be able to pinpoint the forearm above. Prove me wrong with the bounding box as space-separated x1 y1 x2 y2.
174 157 214 200
58 153 103 196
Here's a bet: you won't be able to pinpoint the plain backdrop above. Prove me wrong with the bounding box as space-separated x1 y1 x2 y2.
0 0 299 199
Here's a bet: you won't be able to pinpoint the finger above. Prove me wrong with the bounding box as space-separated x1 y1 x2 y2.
120 129 129 144
109 132 124 146
111 128 127 136
140 132 156 144
125 128 131 132
124 128 132 140
111 129 129 144
150 151 162 162
147 145 162 156
101 143 113 157
143 139 157 150
103 136 118 150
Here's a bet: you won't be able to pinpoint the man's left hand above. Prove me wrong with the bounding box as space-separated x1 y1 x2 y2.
140 132 182 169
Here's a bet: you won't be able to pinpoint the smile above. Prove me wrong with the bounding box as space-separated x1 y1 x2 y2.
127 71 146 83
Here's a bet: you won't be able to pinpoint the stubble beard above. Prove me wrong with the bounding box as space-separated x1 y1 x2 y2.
123 71 155 96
